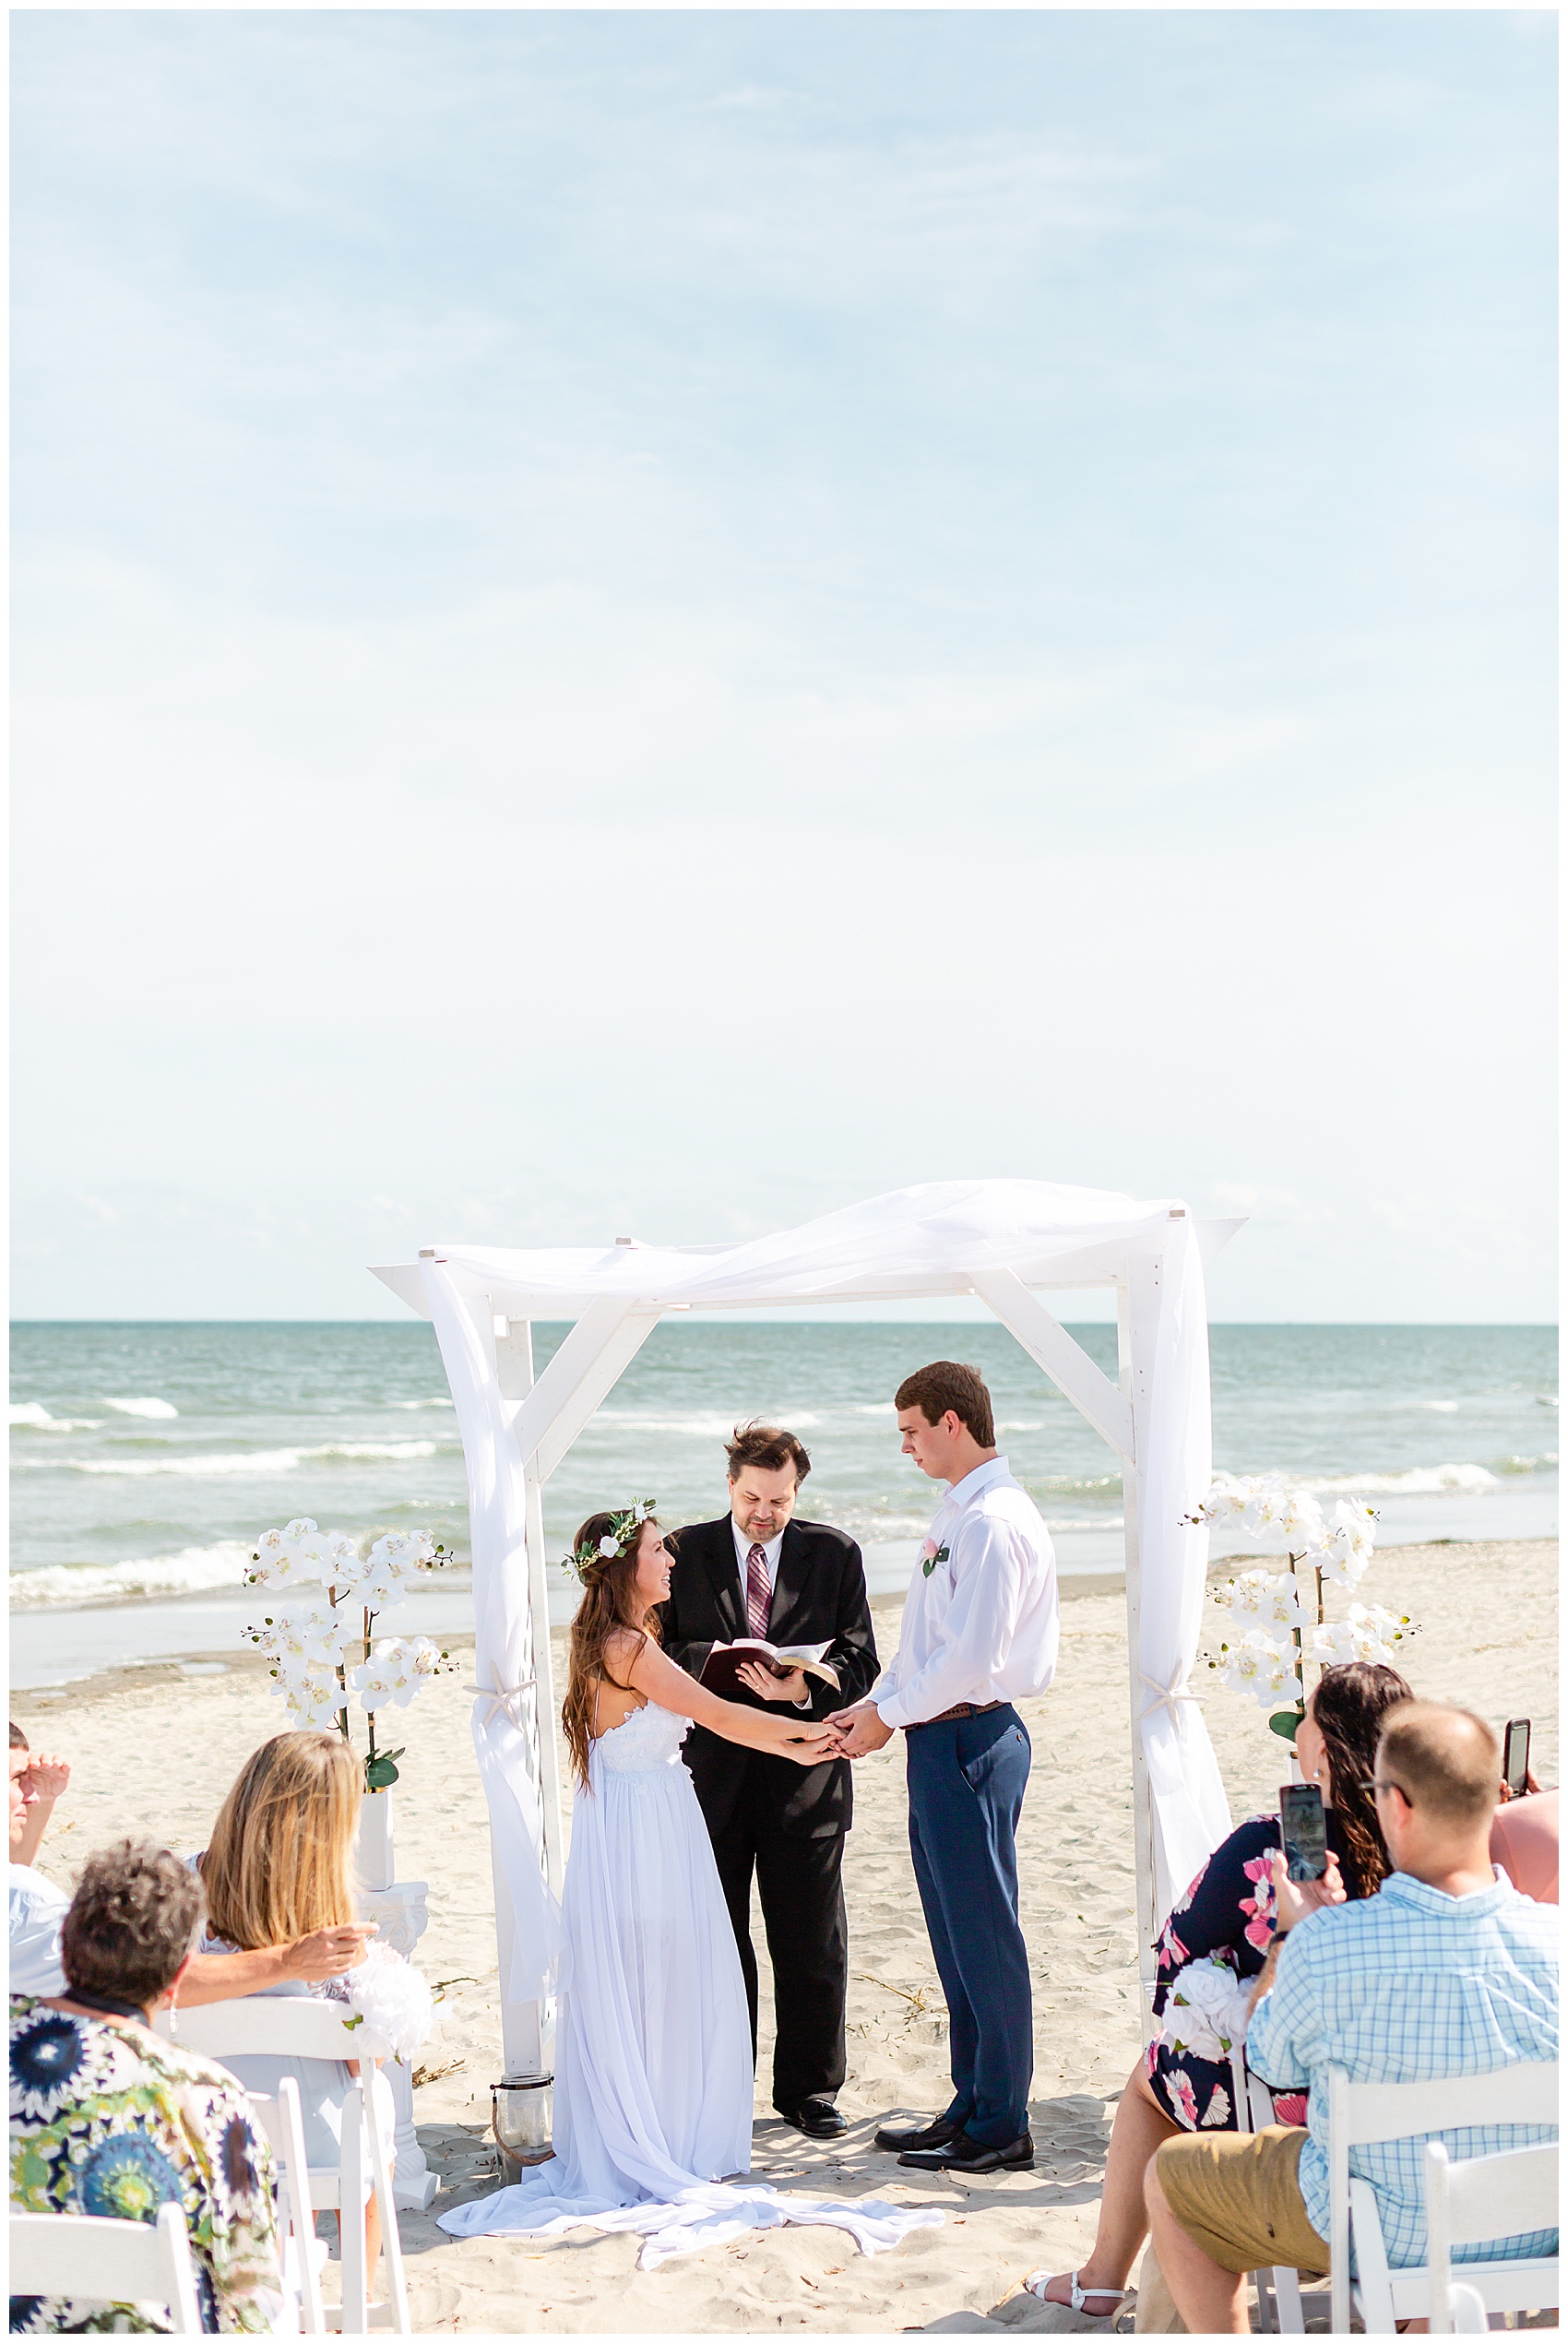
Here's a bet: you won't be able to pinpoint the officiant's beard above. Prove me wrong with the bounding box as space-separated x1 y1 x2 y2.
729 1466 800 1543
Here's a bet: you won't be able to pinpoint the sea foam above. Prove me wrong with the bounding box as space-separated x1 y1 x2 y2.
104 1397 180 1420
14 1438 446 1479
9 1403 101 1431
9 1542 255 1609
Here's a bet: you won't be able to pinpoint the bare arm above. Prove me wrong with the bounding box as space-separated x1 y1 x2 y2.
16 1753 71 1868
619 1634 840 1765
180 1923 378 2006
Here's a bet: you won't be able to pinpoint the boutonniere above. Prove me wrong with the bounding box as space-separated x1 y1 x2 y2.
921 1540 950 1578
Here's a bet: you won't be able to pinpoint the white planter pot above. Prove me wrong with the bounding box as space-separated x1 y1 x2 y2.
356 1788 396 1893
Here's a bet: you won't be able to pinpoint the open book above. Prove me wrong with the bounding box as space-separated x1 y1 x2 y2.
699 1638 841 1698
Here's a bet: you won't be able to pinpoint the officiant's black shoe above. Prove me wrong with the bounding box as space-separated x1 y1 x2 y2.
873 2115 961 2154
778 2098 848 2139
898 2129 1034 2174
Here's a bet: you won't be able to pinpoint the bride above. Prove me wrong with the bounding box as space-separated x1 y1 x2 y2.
438 1503 941 2266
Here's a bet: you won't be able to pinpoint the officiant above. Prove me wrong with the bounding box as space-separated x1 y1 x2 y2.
659 1422 878 2139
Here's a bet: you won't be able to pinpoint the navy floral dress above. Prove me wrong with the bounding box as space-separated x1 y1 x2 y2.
1144 1812 1345 2133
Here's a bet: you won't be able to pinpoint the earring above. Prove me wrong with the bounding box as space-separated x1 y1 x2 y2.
166 1998 179 2038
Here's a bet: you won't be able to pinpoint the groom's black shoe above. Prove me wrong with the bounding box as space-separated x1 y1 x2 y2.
778 2098 848 2140
898 2130 1034 2174
873 2115 962 2153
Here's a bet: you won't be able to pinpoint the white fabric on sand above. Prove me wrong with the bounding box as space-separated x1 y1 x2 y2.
436 1704 942 2269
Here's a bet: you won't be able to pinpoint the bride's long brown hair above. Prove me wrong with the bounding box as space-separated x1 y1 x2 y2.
561 1511 664 1791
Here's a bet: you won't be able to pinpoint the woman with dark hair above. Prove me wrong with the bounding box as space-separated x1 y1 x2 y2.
1020 1659 1413 2322
8 1837 283 2335
440 1505 935 2266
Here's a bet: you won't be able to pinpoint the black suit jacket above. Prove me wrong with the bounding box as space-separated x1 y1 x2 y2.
658 1516 879 1840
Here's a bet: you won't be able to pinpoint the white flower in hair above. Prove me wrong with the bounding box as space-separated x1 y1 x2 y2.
599 1534 620 1558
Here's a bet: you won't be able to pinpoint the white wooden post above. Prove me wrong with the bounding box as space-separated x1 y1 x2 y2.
492 1318 557 2081
1119 1252 1160 2032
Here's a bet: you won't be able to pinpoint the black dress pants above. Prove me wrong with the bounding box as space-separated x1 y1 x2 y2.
708 1785 849 2114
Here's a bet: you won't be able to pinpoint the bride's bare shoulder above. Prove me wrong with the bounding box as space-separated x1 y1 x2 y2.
600 1624 649 1678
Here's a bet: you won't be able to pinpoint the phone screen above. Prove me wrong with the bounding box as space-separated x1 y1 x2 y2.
1279 1782 1328 1882
1504 1718 1532 1801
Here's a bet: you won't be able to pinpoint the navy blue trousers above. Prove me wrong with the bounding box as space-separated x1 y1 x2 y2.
906 1704 1033 2147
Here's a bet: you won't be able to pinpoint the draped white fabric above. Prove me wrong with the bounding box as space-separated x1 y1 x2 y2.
1133 1217 1233 1917
420 1178 1189 1313
437 1705 943 2267
420 1260 564 2003
402 1178 1236 2010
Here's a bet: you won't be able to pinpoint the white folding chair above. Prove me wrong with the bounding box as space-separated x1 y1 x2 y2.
9 2202 203 2333
163 1995 411 2336
1229 2045 1307 2335
250 2075 328 2336
1327 2059 1559 2335
1424 2137 1561 2337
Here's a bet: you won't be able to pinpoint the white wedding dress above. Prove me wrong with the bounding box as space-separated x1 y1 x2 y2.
438 1701 942 2268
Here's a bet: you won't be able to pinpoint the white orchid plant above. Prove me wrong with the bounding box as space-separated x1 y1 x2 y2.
1190 1476 1417 1739
243 1518 457 1790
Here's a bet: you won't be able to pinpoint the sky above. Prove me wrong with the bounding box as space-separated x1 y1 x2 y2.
10 9 1557 1323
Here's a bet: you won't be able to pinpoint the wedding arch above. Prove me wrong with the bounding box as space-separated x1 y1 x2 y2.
372 1179 1243 2084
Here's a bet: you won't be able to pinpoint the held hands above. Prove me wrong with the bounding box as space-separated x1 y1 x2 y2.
1267 1849 1346 1934
735 1659 811 1705
283 1921 378 1980
763 1715 842 1767
829 1701 895 1760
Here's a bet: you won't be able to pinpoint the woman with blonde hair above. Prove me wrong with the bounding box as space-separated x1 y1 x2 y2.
440 1504 939 2268
191 1730 397 2265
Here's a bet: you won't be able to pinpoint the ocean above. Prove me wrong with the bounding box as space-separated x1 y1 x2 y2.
9 1321 1558 1691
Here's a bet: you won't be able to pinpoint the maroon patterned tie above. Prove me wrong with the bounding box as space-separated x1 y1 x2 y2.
745 1542 771 1641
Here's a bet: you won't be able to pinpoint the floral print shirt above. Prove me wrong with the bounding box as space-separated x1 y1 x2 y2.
9 1996 284 2334
1144 1812 1346 2134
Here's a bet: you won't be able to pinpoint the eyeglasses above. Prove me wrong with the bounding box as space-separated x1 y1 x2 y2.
1365 1778 1407 1802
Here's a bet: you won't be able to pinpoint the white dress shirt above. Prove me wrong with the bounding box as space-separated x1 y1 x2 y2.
871 1456 1059 1729
731 1521 786 1604
729 1520 810 1708
9 1861 68 1997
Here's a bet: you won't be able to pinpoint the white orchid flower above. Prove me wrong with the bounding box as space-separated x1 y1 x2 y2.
1218 1630 1299 1709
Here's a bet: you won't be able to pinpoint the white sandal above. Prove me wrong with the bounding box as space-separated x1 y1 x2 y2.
1021 2269 1131 2317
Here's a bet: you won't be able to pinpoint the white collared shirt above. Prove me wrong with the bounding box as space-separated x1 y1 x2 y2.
731 1521 785 1607
871 1456 1059 1729
9 1861 68 1997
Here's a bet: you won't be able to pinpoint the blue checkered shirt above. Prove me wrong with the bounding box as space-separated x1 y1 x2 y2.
1247 1868 1559 2270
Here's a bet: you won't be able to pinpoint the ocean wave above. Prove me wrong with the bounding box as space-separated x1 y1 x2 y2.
392 1397 454 1409
104 1396 180 1420
14 1438 447 1479
1415 1400 1459 1413
9 1403 101 1432
1300 1463 1500 1497
9 1542 255 1609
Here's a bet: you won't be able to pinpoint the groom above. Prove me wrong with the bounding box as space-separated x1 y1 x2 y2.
660 1423 878 2139
834 1362 1059 2173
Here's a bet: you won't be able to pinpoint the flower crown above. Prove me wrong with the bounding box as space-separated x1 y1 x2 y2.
563 1499 658 1584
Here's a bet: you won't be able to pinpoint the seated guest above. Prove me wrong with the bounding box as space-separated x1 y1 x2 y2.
1145 1701 1560 2337
1020 1660 1411 2319
8 1722 70 1869
193 1731 398 2271
8 1719 375 2004
9 1837 284 2335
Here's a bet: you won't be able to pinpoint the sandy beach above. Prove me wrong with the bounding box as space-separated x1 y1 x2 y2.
11 1536 1557 2336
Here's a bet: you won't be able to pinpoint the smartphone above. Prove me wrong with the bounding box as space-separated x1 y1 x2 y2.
1503 1718 1532 1801
1279 1782 1328 1883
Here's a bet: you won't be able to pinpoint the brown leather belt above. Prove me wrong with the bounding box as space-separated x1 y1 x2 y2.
906 1700 1004 1730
